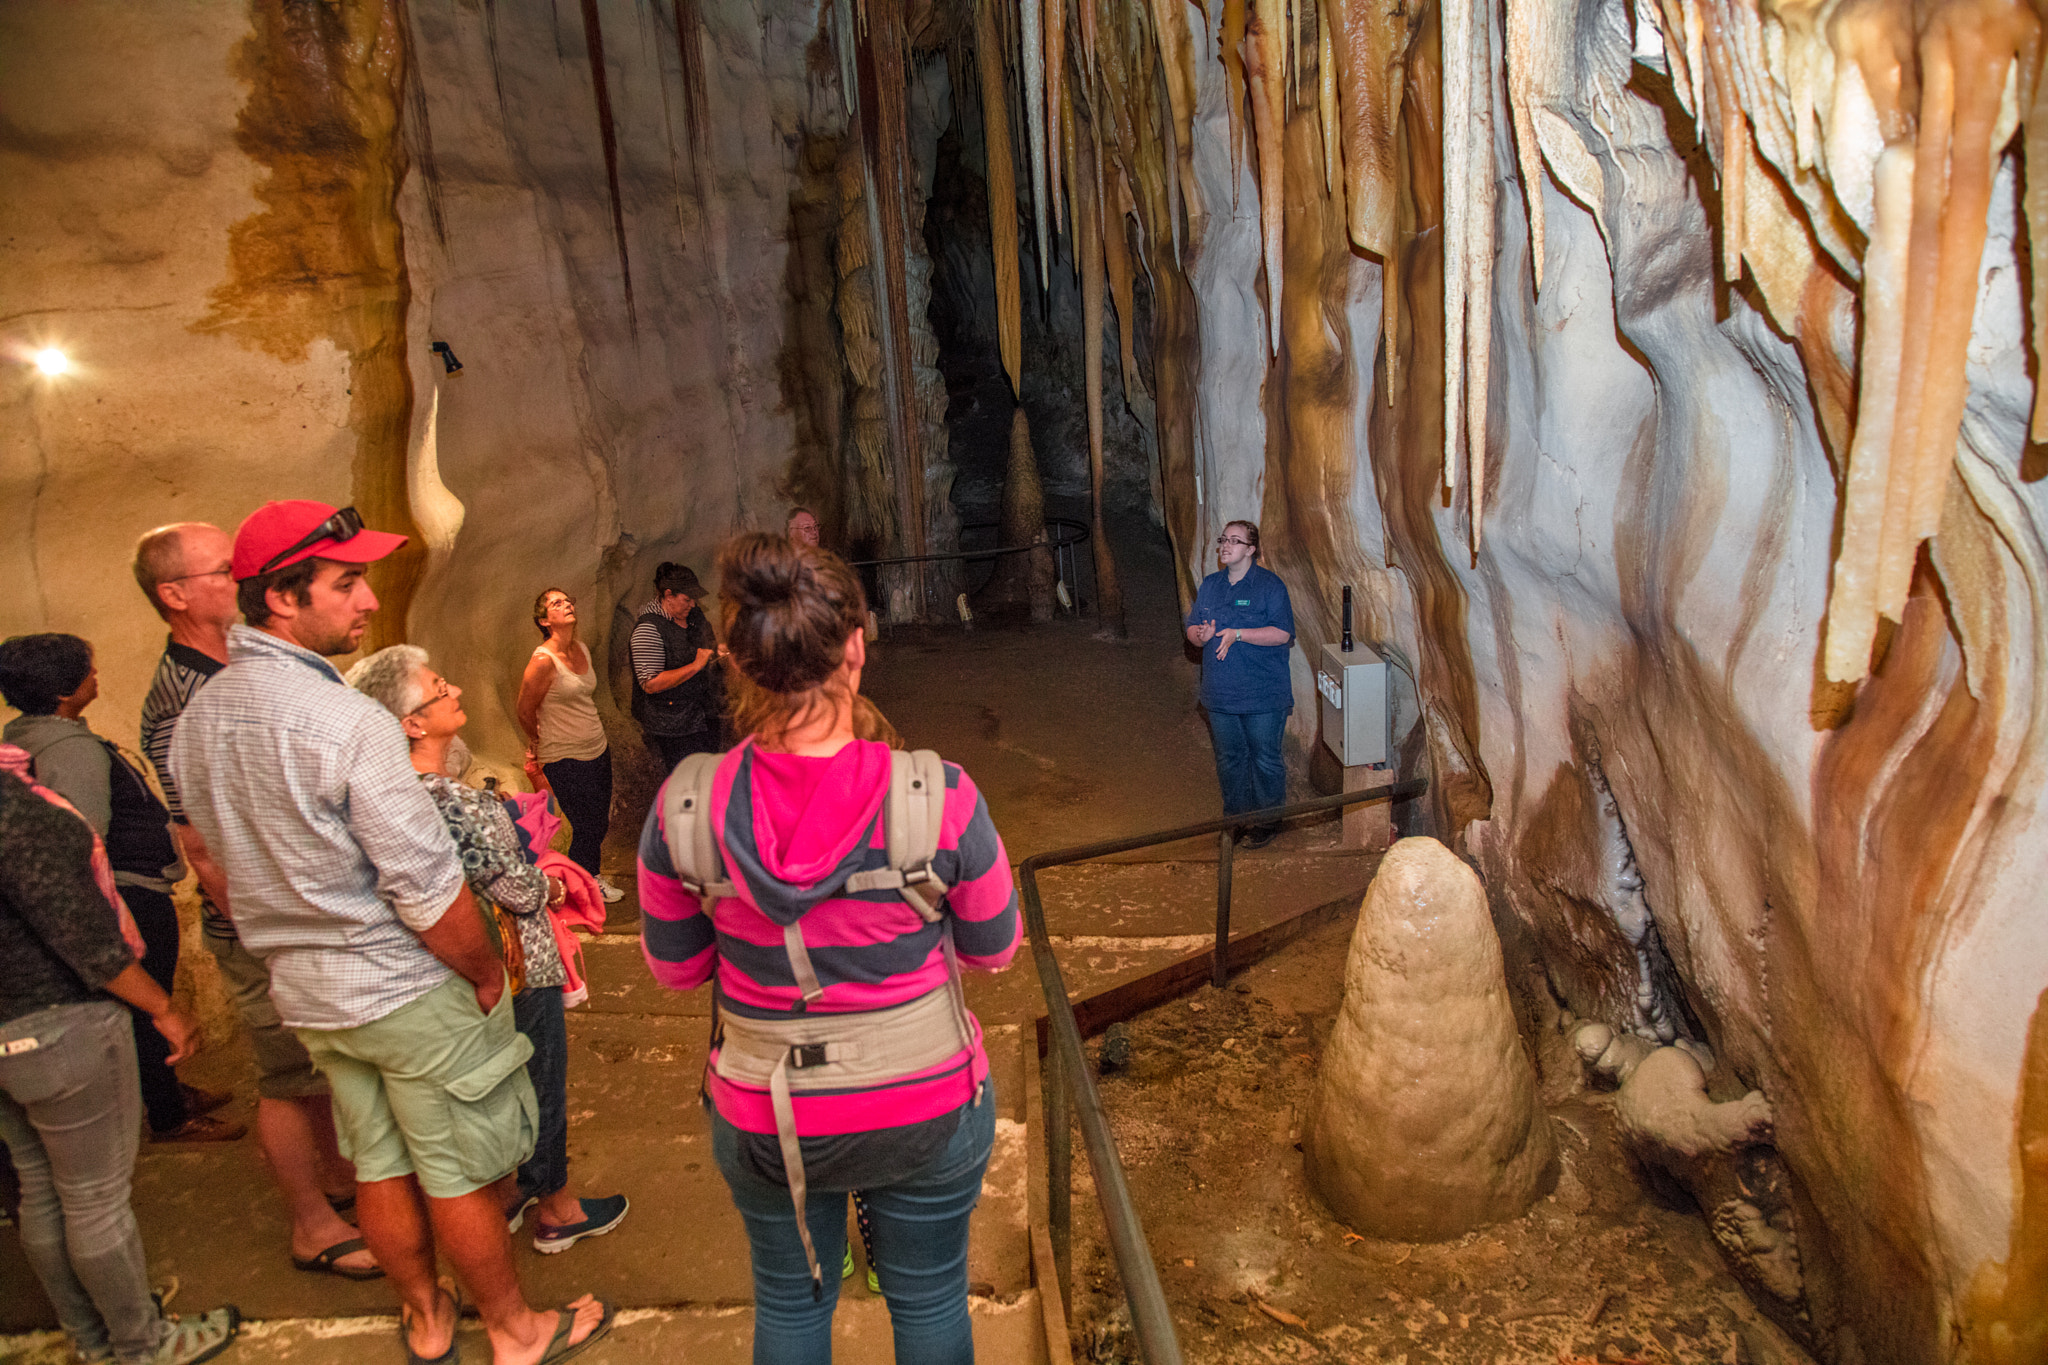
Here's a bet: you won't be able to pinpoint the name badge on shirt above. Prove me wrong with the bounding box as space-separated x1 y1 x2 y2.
0 1037 40 1057
1235 598 1250 607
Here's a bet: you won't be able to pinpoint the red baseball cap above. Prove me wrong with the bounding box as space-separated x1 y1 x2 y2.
231 501 409 580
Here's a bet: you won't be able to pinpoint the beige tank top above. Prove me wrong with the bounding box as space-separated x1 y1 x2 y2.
533 646 608 763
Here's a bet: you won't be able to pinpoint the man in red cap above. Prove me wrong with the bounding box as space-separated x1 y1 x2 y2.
173 501 611 1365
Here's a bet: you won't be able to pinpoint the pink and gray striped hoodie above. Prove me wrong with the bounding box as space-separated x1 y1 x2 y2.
638 738 1018 1138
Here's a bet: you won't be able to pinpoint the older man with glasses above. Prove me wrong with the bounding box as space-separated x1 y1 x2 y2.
133 521 375 1279
1184 519 1297 849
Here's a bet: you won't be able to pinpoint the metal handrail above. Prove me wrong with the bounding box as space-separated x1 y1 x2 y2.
1020 778 1427 1364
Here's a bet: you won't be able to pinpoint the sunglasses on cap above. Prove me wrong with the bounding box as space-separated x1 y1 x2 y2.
259 506 365 576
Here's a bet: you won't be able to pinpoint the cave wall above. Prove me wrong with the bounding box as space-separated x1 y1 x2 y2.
1152 0 2048 1358
0 0 839 773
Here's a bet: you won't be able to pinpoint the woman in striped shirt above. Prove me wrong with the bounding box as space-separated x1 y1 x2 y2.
638 533 1017 1365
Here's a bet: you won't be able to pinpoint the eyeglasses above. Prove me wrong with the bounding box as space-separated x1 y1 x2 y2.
1216 537 1251 548
259 506 365 575
164 567 234 584
408 677 455 714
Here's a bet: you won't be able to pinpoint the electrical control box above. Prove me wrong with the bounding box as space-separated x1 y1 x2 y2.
1317 641 1389 768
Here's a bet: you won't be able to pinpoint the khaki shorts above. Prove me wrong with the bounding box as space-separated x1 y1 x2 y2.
203 924 329 1100
297 974 537 1199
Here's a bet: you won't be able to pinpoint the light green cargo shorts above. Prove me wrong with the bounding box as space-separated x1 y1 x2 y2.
297 974 536 1199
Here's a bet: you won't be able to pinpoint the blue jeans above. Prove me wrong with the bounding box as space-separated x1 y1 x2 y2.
513 986 569 1201
0 1001 160 1361
1207 708 1289 826
711 1082 997 1365
541 752 612 878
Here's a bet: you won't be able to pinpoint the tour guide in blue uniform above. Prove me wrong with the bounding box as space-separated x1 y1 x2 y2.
1184 519 1296 849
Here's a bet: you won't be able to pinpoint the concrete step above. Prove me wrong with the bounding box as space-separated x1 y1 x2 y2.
1 1294 1054 1365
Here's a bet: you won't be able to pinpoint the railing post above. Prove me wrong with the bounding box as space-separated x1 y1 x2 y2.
1046 1033 1073 1310
1212 827 1234 988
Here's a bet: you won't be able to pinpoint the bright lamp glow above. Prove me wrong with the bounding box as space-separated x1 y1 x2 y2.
33 348 69 376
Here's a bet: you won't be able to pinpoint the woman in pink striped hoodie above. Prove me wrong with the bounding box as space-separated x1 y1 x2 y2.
639 533 1018 1365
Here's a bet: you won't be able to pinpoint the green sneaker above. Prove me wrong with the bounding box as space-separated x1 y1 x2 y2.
842 1244 855 1280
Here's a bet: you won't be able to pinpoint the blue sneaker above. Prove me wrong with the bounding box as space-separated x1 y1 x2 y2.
532 1194 630 1254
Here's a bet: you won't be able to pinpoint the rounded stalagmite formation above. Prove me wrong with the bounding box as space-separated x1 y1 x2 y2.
1303 836 1556 1241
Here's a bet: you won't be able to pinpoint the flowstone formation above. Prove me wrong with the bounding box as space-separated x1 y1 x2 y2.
1302 836 1556 1241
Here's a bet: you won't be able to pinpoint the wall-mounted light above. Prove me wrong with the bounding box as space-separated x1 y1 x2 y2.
430 341 463 374
33 348 69 376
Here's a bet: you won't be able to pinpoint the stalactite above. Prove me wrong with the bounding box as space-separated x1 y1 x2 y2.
1701 5 1746 284
1823 145 1913 684
1440 0 1469 494
1062 79 1083 282
1147 0 1199 230
1325 0 1411 260
1317 0 1340 195
1080 0 1099 84
2030 45 2048 443
1244 0 1286 355
854 0 927 611
1465 0 1494 556
1157 41 1185 263
1049 0 1069 233
577 0 636 332
1023 0 1056 295
1106 161 1141 402
1222 0 1250 197
671 0 712 198
977 0 1024 397
1503 0 1545 290
1076 113 1127 635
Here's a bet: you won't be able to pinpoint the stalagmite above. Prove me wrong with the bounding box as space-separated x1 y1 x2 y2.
1441 0 1469 493
1465 0 1494 554
1022 0 1052 292
977 0 1025 398
993 406 1054 619
1317 0 1340 195
1244 0 1286 354
1076 118 1127 635
1302 838 1557 1241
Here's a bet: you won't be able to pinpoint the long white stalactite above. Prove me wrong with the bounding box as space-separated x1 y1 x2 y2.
1022 0 1052 293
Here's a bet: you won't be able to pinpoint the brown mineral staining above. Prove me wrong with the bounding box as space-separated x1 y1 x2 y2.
197 0 420 646
1964 989 2048 1363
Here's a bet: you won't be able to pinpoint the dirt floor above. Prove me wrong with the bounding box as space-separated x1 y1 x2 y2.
1058 914 1816 1365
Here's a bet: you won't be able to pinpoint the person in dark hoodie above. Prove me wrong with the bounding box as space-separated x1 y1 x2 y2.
638 533 1019 1365
0 634 243 1145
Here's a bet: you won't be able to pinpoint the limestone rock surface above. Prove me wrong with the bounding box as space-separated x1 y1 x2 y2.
1303 836 1556 1241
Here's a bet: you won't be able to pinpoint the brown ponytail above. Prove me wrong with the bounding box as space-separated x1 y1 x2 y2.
717 533 899 747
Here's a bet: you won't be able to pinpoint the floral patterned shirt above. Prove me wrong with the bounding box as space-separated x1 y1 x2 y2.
418 773 566 990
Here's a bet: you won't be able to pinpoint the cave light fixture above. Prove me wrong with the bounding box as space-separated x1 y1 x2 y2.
32 347 70 377
430 341 463 375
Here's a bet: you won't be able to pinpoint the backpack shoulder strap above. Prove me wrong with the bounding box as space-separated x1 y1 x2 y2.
844 749 950 919
660 751 736 899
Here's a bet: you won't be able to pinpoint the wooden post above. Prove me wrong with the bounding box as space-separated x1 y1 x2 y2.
1342 763 1393 852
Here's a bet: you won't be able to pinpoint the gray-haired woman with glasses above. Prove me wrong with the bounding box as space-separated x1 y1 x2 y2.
1184 520 1297 849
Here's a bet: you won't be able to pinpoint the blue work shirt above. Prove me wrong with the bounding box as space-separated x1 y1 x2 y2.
1186 563 1296 714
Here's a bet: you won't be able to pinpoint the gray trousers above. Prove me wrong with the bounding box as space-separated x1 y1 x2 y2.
0 1000 160 1361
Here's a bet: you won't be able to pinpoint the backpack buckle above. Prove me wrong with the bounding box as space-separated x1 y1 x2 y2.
902 864 935 886
789 1042 829 1069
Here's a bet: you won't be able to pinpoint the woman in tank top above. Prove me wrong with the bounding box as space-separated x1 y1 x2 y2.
517 589 623 902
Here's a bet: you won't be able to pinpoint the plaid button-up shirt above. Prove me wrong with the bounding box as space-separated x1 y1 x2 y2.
171 625 465 1030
